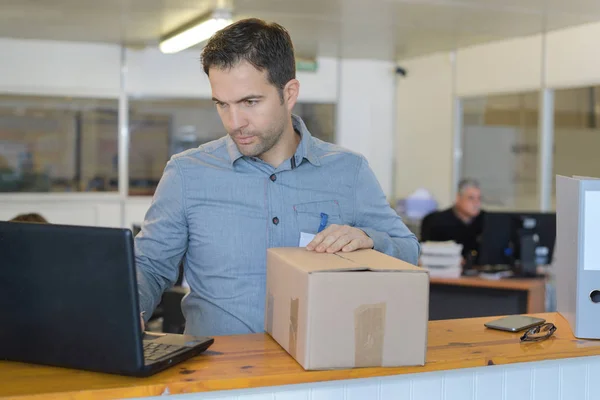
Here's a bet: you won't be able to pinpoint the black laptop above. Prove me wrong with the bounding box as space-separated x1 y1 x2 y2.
0 221 213 377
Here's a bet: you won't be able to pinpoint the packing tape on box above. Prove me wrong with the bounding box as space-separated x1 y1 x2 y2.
266 292 274 334
289 298 299 358
354 302 386 367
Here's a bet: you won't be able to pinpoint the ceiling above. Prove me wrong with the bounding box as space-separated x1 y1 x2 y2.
1 0 600 60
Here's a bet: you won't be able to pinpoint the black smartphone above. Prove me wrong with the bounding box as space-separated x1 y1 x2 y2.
484 315 546 332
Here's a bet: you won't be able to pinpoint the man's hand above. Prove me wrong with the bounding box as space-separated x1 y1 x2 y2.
306 224 374 253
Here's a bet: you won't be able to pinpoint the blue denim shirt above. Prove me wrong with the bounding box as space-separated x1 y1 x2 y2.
135 115 420 337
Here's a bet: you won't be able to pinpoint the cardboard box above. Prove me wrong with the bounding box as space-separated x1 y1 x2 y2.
265 248 429 370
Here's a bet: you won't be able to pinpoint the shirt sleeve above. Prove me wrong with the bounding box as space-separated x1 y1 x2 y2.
135 158 189 322
353 156 420 265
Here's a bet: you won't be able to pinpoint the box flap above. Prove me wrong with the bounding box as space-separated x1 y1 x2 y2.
267 248 425 273
268 248 362 273
337 249 425 272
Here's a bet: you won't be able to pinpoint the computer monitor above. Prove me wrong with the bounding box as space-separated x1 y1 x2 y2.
477 212 556 272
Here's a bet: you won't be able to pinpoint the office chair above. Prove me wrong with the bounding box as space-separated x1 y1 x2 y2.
161 286 188 334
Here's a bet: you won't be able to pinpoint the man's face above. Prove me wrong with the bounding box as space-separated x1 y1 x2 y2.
209 61 293 158
456 186 482 218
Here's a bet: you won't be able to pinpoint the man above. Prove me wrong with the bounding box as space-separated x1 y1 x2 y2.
420 179 484 262
135 18 419 337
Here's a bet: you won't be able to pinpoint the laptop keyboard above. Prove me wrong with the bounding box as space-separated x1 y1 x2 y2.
143 342 185 361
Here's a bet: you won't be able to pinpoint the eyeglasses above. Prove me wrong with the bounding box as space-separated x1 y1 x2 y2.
520 323 557 342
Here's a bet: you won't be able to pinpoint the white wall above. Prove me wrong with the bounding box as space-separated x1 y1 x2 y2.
0 38 121 98
0 194 122 227
336 59 396 198
395 53 455 208
456 35 543 98
0 193 152 230
126 47 212 99
0 38 338 103
126 47 338 103
297 57 339 103
546 22 600 89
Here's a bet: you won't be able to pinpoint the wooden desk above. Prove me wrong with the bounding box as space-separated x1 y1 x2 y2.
429 276 546 320
1 312 598 400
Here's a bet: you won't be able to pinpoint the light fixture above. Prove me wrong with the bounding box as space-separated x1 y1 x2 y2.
159 8 232 54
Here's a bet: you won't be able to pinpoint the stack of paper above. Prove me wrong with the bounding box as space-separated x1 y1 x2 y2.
420 241 463 278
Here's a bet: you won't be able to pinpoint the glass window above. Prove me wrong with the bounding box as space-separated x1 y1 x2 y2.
294 102 336 143
0 95 118 193
553 87 600 207
127 98 224 196
461 92 539 210
127 98 336 196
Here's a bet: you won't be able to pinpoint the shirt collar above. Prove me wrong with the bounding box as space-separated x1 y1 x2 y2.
226 114 321 167
226 136 244 166
292 114 321 167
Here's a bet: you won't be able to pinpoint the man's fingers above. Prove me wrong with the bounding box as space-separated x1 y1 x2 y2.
305 225 373 253
342 238 364 252
325 235 352 253
306 224 339 250
306 235 325 251
315 233 340 252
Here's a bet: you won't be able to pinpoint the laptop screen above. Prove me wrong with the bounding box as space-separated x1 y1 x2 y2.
0 222 145 375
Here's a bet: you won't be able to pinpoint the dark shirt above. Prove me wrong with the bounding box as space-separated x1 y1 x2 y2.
420 207 485 259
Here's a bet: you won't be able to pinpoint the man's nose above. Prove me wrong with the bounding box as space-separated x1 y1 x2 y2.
228 108 248 132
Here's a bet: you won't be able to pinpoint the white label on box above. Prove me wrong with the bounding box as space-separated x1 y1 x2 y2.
583 191 600 270
299 232 315 248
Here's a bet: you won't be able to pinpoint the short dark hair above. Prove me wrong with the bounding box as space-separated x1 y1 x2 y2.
201 18 296 99
9 213 48 223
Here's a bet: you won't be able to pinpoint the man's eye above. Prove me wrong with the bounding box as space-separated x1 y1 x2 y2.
245 100 258 106
215 102 227 109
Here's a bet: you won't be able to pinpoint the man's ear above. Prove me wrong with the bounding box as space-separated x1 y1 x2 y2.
283 79 300 111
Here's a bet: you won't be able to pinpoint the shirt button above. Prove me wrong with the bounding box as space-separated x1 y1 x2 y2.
272 217 279 225
270 174 277 182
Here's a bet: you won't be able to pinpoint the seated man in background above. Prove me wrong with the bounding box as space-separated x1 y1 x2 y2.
420 179 484 264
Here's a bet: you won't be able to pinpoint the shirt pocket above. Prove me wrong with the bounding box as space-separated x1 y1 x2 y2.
293 200 343 234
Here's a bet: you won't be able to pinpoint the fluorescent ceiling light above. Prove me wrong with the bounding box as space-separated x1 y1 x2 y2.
160 9 232 54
